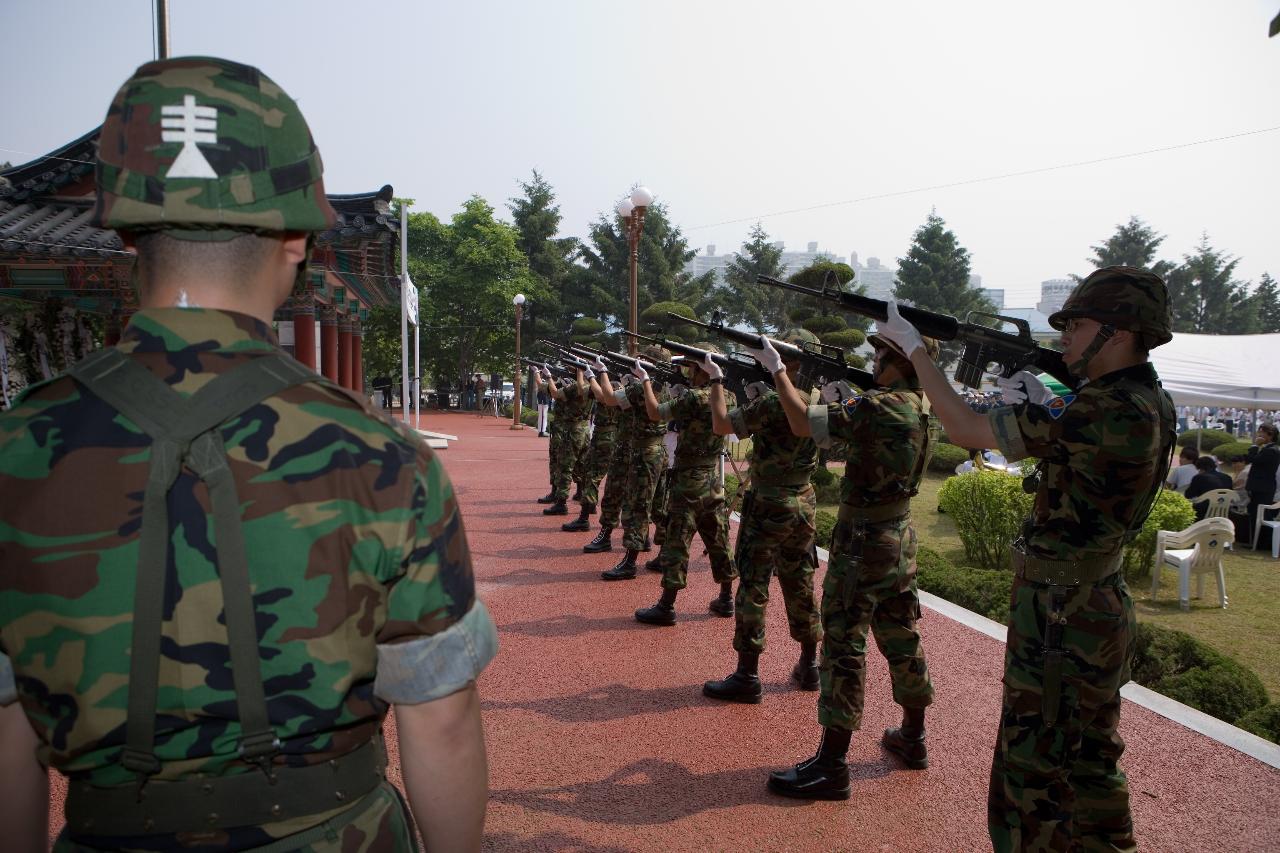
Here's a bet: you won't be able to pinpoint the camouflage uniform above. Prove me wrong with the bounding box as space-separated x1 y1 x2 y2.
597 406 633 532
985 364 1174 852
577 402 619 512
618 382 667 551
649 426 678 547
0 58 498 852
807 378 936 732
550 381 591 501
652 386 738 590
729 390 823 654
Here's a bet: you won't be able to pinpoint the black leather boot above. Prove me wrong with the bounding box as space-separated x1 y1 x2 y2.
635 587 678 625
583 526 613 553
542 500 568 516
708 581 734 617
643 556 663 572
561 508 591 532
882 706 928 769
703 651 762 703
791 641 819 691
600 549 638 580
536 491 557 504
767 728 851 800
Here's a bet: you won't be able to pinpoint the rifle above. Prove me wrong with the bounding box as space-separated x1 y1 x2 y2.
671 311 875 392
521 356 574 381
536 340 597 374
621 330 775 401
557 340 684 387
755 274 1075 390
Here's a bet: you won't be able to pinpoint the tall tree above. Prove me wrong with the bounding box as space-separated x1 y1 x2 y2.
893 212 991 368
1166 234 1249 334
787 260 867 368
719 223 788 331
507 171 580 340
1084 215 1174 277
1251 272 1280 334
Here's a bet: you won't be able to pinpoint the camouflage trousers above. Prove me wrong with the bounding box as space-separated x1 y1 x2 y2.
656 465 737 590
819 515 933 731
619 436 666 551
598 434 632 529
576 423 617 511
987 573 1137 853
650 467 673 547
732 485 822 655
550 419 589 500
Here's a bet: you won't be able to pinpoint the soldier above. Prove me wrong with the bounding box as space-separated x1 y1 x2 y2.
562 384 620 533
532 365 562 505
749 330 939 801
591 350 666 579
0 58 497 851
874 267 1176 850
631 351 738 625
540 364 592 517
700 332 824 702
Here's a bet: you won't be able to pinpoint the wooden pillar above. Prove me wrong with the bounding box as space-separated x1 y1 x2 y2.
350 318 364 395
320 305 339 382
338 316 353 390
292 296 316 370
103 311 123 347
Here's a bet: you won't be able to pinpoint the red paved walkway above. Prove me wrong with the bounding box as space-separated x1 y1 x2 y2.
45 410 1280 851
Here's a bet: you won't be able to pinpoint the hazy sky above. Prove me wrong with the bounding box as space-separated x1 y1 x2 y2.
3 1 1277 307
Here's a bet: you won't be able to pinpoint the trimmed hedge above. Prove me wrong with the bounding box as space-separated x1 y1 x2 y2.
928 442 971 474
915 545 1012 624
1121 489 1195 580
1177 429 1236 451
1237 703 1280 744
815 508 837 551
1211 440 1252 462
937 470 1033 571
1131 623 1269 727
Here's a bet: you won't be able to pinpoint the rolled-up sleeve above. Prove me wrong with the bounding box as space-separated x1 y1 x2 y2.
728 406 750 438
656 400 675 420
989 406 1029 461
0 653 15 706
375 600 498 704
808 404 832 449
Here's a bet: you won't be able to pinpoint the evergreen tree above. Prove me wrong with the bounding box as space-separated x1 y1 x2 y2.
785 260 867 368
1166 234 1248 334
893 212 991 368
1084 216 1174 277
507 171 581 340
719 223 788 331
1252 273 1280 334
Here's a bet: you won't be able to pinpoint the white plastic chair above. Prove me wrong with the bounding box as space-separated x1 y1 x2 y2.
1251 499 1280 558
1190 489 1238 520
1151 517 1234 611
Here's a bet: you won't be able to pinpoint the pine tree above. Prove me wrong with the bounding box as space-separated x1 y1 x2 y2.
1166 234 1248 334
1252 273 1280 334
507 171 580 340
894 212 991 368
719 223 787 331
1084 216 1174 277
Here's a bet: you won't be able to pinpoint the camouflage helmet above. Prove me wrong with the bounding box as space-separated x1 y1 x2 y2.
868 332 941 363
777 327 819 346
94 57 336 237
640 345 666 363
1048 266 1172 348
692 341 721 356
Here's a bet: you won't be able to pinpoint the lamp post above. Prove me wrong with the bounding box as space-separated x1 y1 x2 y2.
511 293 526 430
616 185 653 355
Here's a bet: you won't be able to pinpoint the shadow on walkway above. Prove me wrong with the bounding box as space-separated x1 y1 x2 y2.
484 831 634 853
499 612 719 639
487 682 767 723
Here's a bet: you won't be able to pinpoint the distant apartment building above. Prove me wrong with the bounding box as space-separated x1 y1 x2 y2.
1036 278 1075 315
775 241 838 277
851 254 898 300
686 240 836 285
689 244 732 283
978 288 1005 310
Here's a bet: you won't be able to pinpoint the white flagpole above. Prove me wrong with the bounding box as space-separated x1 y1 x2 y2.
414 314 421 428
400 203 410 425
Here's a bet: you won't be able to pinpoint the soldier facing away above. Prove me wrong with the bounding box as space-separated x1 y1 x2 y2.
0 57 497 852
875 267 1177 851
749 330 940 800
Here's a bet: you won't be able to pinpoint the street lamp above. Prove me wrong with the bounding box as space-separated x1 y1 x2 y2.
511 293 526 430
617 185 653 354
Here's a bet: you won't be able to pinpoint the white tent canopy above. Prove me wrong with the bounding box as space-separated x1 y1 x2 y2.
1150 332 1280 408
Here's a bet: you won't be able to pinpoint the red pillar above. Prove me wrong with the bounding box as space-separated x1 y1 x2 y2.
320 306 339 382
292 297 316 370
338 317 353 390
103 312 122 347
350 318 364 395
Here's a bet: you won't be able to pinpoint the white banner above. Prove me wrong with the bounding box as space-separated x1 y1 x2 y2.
404 276 419 327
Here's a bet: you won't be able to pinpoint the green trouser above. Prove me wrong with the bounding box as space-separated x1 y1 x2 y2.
550 420 589 500
732 485 822 654
598 433 632 529
578 422 617 511
650 467 673 547
545 416 562 489
656 465 737 590
988 573 1137 853
620 436 665 551
819 515 933 731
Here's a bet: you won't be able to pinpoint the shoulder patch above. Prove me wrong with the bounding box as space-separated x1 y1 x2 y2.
841 394 863 416
1041 394 1077 419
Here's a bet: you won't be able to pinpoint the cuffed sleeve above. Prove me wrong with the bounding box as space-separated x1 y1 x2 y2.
614 389 630 409
989 406 1029 461
374 600 499 705
808 404 832 449
0 653 15 706
728 406 750 438
657 400 675 420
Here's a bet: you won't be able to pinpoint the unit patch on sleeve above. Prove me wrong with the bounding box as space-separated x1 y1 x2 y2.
841 394 864 416
1042 394 1077 420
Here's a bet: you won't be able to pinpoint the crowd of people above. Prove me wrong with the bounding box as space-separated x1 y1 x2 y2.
1176 405 1280 436
1165 425 1280 542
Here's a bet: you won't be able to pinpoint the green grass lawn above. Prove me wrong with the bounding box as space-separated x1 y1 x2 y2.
819 469 1280 699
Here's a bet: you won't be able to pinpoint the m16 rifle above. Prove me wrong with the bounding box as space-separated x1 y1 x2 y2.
755 274 1075 390
670 311 875 392
558 340 684 388
521 356 574 382
621 330 775 401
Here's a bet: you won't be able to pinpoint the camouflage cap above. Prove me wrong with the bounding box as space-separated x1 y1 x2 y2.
777 327 819 346
94 56 336 237
640 345 667 363
1048 266 1172 347
868 332 941 363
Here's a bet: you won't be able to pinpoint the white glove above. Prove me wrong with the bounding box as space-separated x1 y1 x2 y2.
591 355 608 373
540 367 552 382
874 300 925 358
582 367 595 381
631 361 651 382
528 365 539 380
701 354 724 381
821 379 855 404
996 370 1055 406
746 337 784 375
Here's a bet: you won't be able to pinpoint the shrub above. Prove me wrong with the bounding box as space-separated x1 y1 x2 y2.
1236 703 1280 744
928 442 971 473
915 545 1012 624
724 473 740 502
1177 429 1235 452
811 465 835 486
1130 623 1269 725
521 409 538 427
814 509 837 551
1210 440 1252 462
1121 489 1195 580
821 328 866 350
937 471 1033 571
802 314 846 336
